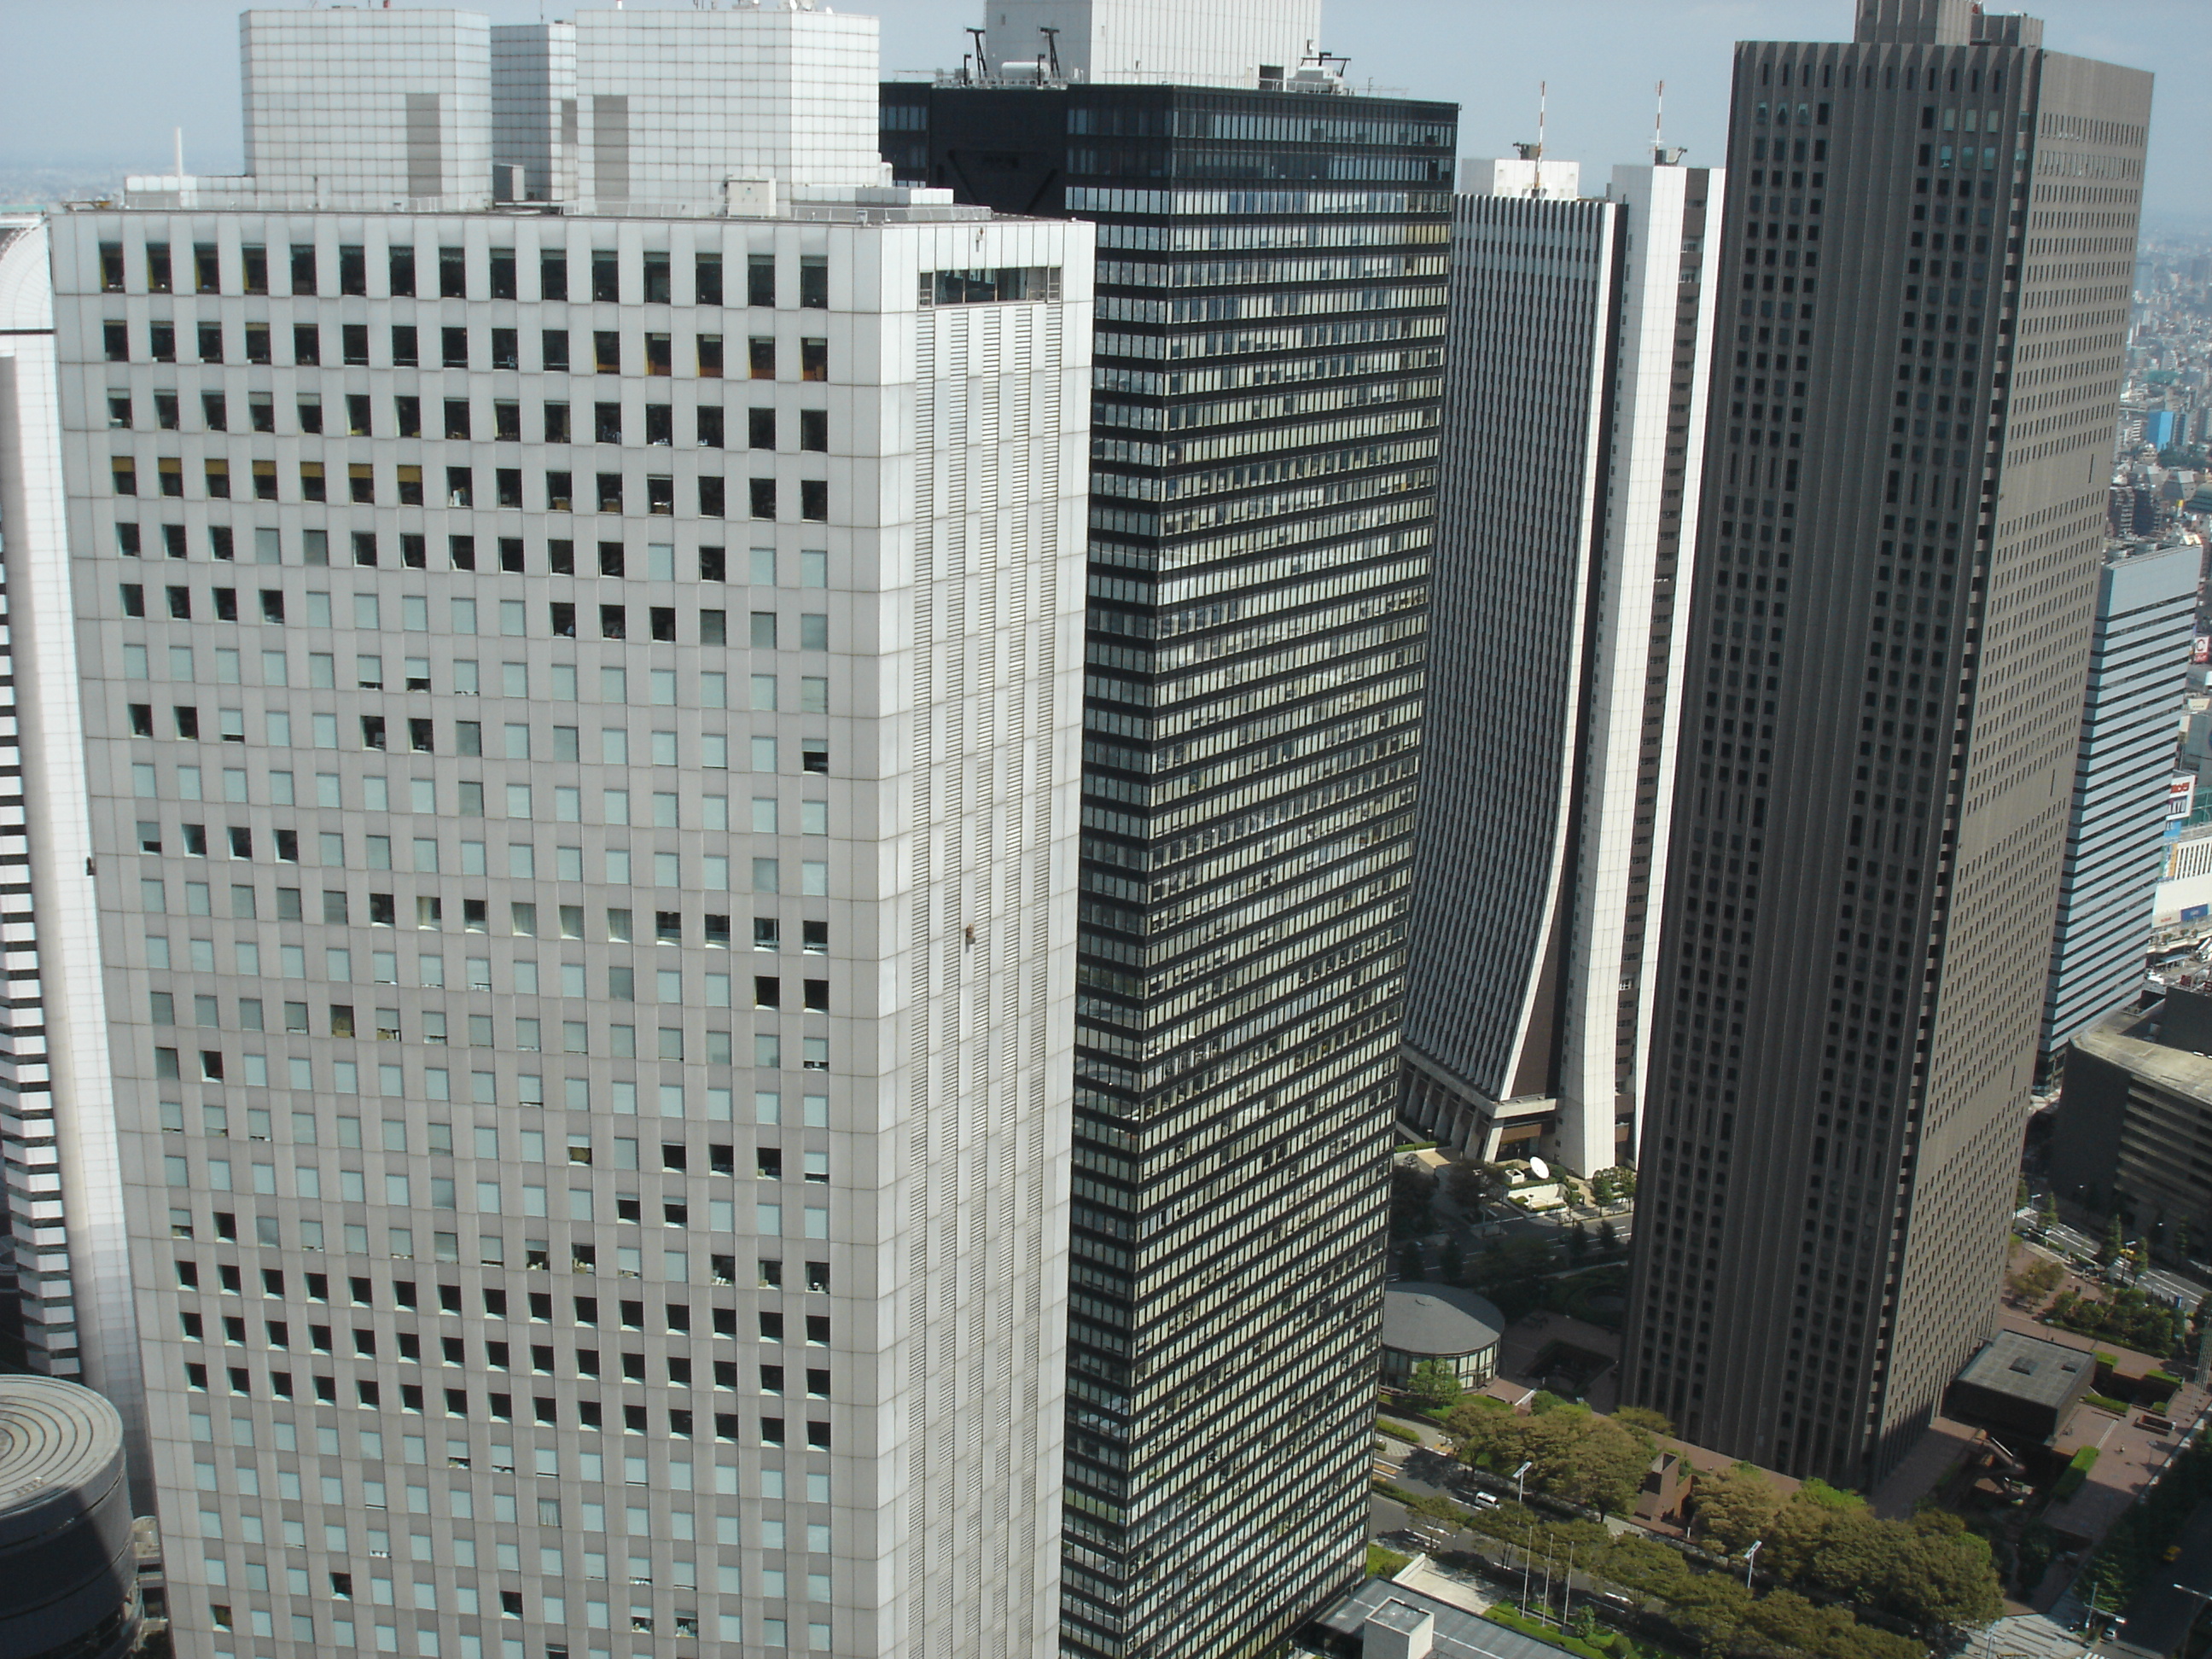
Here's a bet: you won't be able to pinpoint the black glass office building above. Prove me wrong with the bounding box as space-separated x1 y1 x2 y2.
884 80 1454 1657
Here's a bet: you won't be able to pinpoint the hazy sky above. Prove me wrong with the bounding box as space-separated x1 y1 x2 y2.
2 0 2203 219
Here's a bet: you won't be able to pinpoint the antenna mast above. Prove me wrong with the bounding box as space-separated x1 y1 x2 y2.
1654 80 1664 155
1534 81 1546 197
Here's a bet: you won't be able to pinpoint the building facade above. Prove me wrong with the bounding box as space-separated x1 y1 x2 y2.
2040 537 2196 1077
1622 0 2151 1486
884 50 1455 1659
0 214 132 1403
43 9 1093 1659
1400 155 1721 1176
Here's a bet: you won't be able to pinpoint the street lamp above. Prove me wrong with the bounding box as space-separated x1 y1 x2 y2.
1743 1540 1764 1590
1513 1459 1534 1505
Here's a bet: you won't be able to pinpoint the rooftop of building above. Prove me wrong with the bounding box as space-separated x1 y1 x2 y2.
1305 1577 1571 1659
0 1375 125 1545
2071 984 2212 1101
1954 1330 2094 1411
1381 1283 1506 1357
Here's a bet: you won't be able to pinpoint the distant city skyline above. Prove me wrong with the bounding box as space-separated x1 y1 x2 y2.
3 2 2206 219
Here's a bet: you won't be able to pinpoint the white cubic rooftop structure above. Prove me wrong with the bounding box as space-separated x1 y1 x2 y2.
979 0 1324 86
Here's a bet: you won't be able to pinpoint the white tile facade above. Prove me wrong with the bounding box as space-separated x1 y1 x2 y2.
39 10 1093 1657
241 9 495 207
54 195 1090 1659
981 0 1323 86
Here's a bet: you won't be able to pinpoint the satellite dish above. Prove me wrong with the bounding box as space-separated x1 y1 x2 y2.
1528 1157 1551 1181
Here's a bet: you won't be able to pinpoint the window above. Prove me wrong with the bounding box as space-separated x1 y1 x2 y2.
748 409 776 450
750 480 776 520
443 327 469 370
540 252 568 301
696 406 725 448
800 255 828 309
389 246 416 296
592 251 620 303
645 335 672 376
748 255 776 308
290 243 317 294
543 329 570 373
145 242 172 293
799 410 828 452
800 480 828 522
491 247 516 299
748 338 775 380
697 335 724 378
595 332 621 375
800 339 827 381
439 246 467 299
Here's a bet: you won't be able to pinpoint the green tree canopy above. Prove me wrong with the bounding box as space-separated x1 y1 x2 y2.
1408 1359 1463 1411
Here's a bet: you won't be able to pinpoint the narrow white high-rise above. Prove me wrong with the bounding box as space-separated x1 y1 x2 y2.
1401 153 1723 1174
26 8 1092 1657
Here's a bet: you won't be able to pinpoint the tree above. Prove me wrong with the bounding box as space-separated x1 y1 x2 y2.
2175 1220 2192 1267
1445 1161 1498 1212
1440 1240 1466 1284
1391 1164 1439 1238
1409 1359 1463 1411
1566 1221 1591 1265
1397 1242 1424 1282
1691 1462 1783 1554
1597 1217 1621 1258
2101 1214 2125 1267
1614 1405 1674 1437
2039 1191 2058 1232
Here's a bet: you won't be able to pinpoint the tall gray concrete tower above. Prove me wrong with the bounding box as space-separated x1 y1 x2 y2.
1622 0 2152 1485
37 8 1094 1657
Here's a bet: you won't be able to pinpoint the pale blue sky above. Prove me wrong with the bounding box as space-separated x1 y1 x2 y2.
2 0 2202 220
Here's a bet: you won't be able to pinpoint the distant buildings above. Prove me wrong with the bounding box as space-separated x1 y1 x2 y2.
1400 152 1722 1176
1622 0 2153 1486
2040 538 2197 1079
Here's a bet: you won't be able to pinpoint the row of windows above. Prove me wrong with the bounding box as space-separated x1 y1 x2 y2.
102 242 827 310
102 320 825 379
123 585 830 649
140 857 832 923
114 459 830 519
108 392 828 452
154 1026 830 1086
127 710 831 775
119 530 826 587
149 974 832 1036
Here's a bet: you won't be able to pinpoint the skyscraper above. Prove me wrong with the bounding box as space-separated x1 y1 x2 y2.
44 9 1092 1657
2040 538 2196 1079
1622 0 2151 1485
1400 151 1722 1176
885 11 1453 1652
0 212 131 1403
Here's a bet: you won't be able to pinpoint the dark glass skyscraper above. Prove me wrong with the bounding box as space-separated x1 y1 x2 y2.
883 73 1454 1659
1622 0 2151 1486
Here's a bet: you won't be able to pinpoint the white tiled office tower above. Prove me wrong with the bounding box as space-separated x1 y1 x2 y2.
0 217 137 1406
978 0 1322 85
1401 158 1723 1174
48 9 1091 1659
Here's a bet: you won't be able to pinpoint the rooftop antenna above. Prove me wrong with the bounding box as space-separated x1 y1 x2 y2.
1654 80 1664 156
966 26 987 83
172 126 183 182
1040 25 1061 79
1534 80 1546 197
